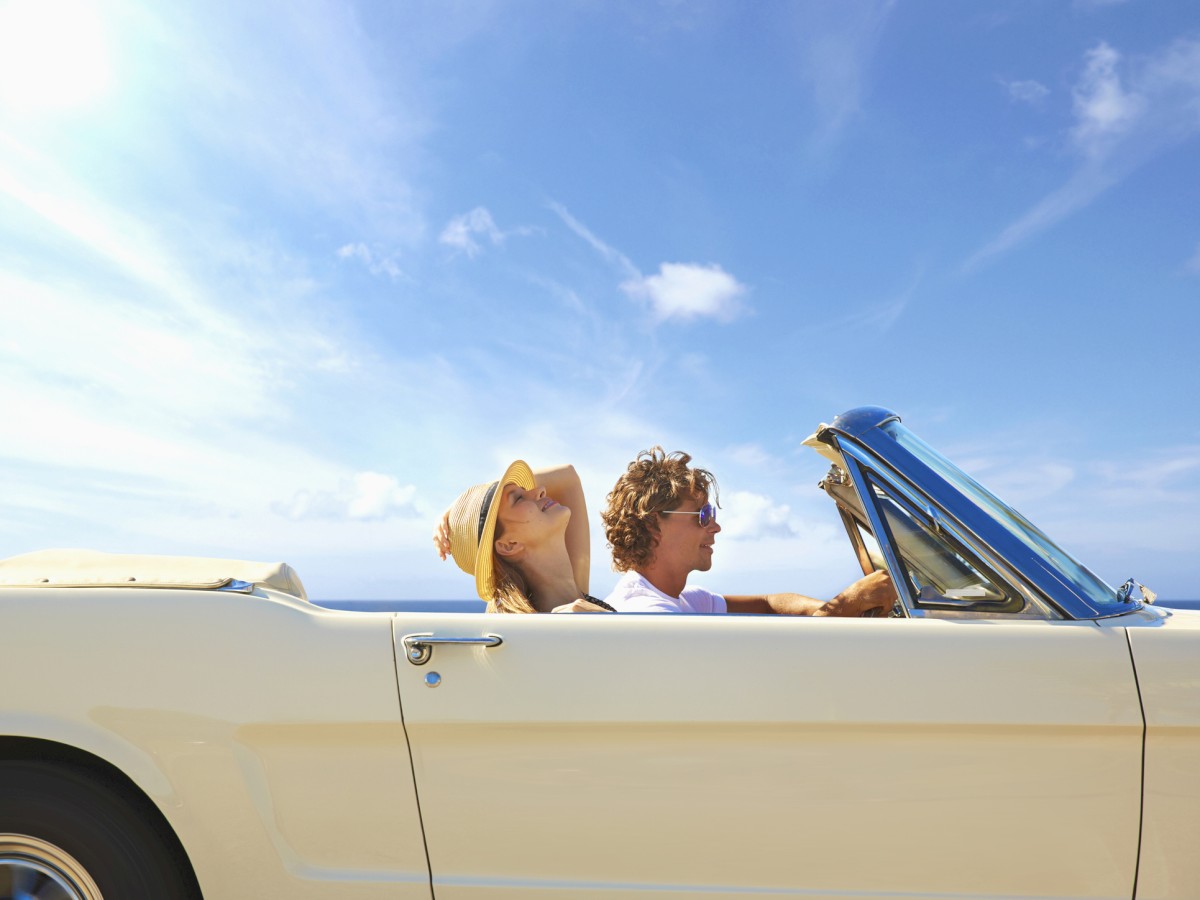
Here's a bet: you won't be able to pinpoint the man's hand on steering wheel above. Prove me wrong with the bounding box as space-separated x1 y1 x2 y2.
817 570 898 617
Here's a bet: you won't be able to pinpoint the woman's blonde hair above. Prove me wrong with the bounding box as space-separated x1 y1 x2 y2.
602 446 717 572
489 551 537 614
486 518 539 614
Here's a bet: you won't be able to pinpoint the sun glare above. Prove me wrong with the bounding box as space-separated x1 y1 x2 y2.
0 0 114 113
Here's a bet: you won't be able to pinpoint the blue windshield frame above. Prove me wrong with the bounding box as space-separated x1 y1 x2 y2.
824 407 1137 619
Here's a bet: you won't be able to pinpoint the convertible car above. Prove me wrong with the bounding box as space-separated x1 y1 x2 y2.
1 406 1197 900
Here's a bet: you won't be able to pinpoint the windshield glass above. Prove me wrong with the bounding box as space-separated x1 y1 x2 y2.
880 420 1124 610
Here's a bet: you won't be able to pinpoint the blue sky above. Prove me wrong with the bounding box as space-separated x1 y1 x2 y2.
1 0 1198 600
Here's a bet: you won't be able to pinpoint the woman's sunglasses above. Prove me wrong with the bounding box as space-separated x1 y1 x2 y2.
660 503 717 528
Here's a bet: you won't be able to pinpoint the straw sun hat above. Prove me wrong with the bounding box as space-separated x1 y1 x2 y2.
447 460 536 601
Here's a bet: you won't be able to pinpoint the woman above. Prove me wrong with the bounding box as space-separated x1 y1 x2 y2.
433 461 613 613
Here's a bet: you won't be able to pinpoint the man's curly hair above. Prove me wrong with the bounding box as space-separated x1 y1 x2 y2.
602 447 718 572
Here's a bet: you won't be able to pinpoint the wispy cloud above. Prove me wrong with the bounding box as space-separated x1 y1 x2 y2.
1187 241 1200 273
787 0 897 151
938 432 1200 539
1001 78 1050 105
337 242 405 279
0 134 241 333
1091 450 1200 500
546 200 640 280
549 201 749 323
854 294 909 331
438 206 538 258
720 490 797 540
725 443 777 470
621 263 747 323
965 37 1200 271
972 443 1200 584
274 472 419 521
140 1 430 245
439 207 503 256
1070 42 1143 156
962 165 1119 271
707 513 854 597
960 456 1079 506
789 275 916 340
0 95 428 564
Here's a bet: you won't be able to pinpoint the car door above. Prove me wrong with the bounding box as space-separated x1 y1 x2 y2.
392 610 1141 900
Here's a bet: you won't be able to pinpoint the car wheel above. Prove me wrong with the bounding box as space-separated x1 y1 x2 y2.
0 760 199 900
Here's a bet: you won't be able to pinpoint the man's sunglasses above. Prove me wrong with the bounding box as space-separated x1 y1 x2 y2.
660 503 717 528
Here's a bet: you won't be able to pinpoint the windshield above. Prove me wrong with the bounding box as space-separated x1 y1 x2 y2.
880 420 1125 611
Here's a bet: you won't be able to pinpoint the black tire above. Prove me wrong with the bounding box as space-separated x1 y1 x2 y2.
0 760 200 899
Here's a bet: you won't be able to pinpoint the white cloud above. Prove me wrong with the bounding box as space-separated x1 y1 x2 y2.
719 491 797 540
1142 35 1200 91
0 137 238 333
0 127 429 571
965 38 1200 270
1071 42 1143 156
549 201 748 325
275 472 419 522
439 206 504 257
622 262 747 322
439 206 539 258
1091 451 1200 499
1002 78 1049 104
704 518 857 598
337 242 405 279
962 458 1078 507
726 444 775 470
0 270 278 426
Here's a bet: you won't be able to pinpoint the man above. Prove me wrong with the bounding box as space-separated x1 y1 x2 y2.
601 447 897 615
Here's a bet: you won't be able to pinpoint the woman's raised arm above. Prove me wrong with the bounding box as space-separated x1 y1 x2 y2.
532 464 590 595
432 463 591 595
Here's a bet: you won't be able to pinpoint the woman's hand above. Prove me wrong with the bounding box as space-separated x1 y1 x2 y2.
432 509 452 561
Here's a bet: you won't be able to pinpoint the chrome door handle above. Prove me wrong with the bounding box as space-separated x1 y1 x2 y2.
401 632 503 666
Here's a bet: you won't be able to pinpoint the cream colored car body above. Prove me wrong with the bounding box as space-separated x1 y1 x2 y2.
3 403 1200 898
1 553 430 899
2 554 1198 899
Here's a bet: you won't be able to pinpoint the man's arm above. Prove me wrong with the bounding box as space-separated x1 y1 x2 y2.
724 571 897 617
724 594 825 615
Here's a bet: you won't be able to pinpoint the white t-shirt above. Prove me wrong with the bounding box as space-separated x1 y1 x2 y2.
603 570 727 614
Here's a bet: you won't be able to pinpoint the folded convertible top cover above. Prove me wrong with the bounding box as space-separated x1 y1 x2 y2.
0 548 308 600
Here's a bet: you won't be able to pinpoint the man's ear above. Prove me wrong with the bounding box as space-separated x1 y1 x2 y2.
495 537 524 560
643 522 661 562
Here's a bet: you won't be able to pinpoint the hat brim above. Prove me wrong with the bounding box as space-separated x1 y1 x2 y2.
474 459 536 601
